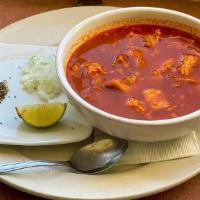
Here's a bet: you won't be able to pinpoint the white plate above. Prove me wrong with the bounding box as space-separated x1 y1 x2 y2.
0 43 92 146
0 6 200 200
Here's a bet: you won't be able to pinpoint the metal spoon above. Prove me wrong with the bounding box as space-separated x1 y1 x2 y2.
0 138 128 174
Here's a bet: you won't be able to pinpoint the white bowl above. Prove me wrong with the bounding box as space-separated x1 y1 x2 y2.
57 7 200 141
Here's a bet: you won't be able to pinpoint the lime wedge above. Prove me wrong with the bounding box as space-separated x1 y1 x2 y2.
16 103 67 128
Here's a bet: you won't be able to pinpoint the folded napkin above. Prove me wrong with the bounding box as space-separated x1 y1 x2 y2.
94 129 200 165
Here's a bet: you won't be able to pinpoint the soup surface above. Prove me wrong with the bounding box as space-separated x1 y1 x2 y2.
66 25 200 120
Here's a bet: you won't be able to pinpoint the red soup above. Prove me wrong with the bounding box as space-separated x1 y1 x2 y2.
66 25 200 120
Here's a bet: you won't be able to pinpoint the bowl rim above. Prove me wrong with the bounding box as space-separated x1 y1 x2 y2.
57 6 200 126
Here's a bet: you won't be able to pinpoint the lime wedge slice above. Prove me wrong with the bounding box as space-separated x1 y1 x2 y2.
16 103 67 128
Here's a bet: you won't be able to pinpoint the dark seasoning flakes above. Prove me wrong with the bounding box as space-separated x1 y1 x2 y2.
0 80 8 103
0 80 9 125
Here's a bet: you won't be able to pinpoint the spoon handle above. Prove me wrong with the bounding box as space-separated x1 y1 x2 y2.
0 160 67 174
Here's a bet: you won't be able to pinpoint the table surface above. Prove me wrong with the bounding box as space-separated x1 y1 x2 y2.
1 0 200 199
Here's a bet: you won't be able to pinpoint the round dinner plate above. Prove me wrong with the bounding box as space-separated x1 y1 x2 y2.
0 6 200 200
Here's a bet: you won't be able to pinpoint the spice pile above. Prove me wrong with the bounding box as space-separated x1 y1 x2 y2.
0 80 8 103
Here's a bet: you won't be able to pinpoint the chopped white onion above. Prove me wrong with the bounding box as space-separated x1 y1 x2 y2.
20 55 62 101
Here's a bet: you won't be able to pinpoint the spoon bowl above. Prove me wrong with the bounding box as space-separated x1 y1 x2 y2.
69 138 128 173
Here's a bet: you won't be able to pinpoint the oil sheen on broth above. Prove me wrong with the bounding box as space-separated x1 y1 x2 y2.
66 25 200 120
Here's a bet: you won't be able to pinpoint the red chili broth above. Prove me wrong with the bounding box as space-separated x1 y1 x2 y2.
66 25 200 120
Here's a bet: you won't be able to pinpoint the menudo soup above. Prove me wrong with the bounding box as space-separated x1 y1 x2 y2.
66 25 200 120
